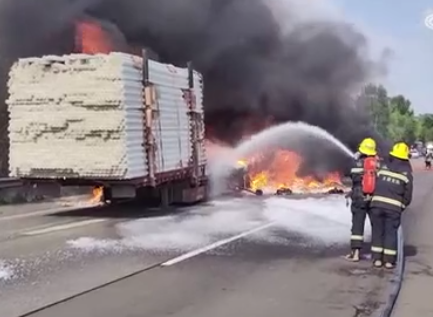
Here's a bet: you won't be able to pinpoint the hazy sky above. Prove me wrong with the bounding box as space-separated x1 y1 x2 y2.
332 0 433 114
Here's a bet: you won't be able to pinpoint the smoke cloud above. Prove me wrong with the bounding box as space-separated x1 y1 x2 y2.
0 0 387 174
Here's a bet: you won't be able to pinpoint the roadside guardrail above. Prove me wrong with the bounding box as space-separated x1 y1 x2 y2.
0 177 22 189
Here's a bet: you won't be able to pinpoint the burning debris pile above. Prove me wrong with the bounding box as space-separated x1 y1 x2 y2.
235 149 347 195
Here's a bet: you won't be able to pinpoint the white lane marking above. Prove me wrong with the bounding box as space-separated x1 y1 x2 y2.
21 218 108 236
161 222 275 267
0 204 100 222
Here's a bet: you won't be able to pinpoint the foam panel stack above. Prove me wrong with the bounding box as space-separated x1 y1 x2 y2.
7 53 147 179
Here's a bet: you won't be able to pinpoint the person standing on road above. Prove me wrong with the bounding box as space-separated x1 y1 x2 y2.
370 141 413 269
345 137 378 262
425 151 432 169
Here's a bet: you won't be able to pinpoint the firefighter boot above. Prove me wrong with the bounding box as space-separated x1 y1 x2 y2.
373 260 383 268
384 262 395 269
345 249 360 262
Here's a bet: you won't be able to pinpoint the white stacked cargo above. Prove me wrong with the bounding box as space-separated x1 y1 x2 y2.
7 53 147 179
7 51 207 186
148 61 191 173
146 61 206 173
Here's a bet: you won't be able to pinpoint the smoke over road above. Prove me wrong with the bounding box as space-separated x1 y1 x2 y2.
0 0 385 153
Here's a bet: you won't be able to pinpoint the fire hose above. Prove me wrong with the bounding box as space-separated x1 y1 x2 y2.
277 189 405 316
344 193 405 317
379 226 405 317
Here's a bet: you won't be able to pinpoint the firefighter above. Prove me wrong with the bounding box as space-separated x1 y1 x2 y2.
370 142 413 269
345 137 378 262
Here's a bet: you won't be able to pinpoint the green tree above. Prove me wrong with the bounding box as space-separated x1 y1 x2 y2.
388 113 417 143
361 83 427 144
417 114 433 142
388 95 417 143
389 95 414 116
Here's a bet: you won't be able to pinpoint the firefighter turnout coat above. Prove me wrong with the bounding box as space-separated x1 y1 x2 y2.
370 156 413 212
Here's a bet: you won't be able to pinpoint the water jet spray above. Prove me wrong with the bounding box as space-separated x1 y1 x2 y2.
209 121 354 197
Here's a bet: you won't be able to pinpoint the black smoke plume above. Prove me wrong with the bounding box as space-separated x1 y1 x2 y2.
0 0 386 175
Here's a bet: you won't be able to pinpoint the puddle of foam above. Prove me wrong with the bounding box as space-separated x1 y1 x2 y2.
68 199 264 253
68 196 370 255
263 196 371 245
67 237 124 253
0 260 14 281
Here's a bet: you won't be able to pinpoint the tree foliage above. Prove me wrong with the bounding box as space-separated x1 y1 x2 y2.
356 84 431 144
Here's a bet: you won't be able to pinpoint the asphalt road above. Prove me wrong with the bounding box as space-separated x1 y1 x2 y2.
393 160 433 316
0 191 398 317
5 167 432 317
1 161 430 317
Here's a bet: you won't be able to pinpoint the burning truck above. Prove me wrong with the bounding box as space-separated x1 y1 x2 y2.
5 15 349 205
7 52 208 206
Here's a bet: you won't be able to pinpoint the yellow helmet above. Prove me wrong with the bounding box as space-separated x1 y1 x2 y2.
389 142 409 160
358 138 377 156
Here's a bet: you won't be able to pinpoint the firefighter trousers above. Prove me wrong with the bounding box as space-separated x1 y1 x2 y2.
370 207 401 264
350 203 370 249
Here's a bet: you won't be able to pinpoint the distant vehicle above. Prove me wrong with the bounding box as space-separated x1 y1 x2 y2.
410 149 421 159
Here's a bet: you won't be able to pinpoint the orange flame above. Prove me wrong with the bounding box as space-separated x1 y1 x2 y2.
90 186 104 203
75 20 113 54
205 139 345 194
242 150 344 193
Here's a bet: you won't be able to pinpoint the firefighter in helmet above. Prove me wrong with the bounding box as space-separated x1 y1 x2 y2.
369 141 413 269
345 137 378 262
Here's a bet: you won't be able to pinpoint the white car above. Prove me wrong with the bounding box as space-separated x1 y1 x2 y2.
410 149 420 158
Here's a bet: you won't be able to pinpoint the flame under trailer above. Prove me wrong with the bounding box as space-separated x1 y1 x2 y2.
7 50 208 206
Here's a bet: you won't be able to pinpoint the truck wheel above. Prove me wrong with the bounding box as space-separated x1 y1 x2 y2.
102 187 112 203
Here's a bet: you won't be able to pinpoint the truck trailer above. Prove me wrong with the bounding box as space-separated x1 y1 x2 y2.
6 50 208 206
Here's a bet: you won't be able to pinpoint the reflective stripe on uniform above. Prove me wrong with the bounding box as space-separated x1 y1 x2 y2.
351 235 363 241
371 195 405 209
371 246 383 253
377 170 409 183
384 249 397 255
350 168 364 174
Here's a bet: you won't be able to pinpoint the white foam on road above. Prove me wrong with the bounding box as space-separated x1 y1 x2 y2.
0 260 14 281
263 196 371 245
68 198 262 253
68 196 370 255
